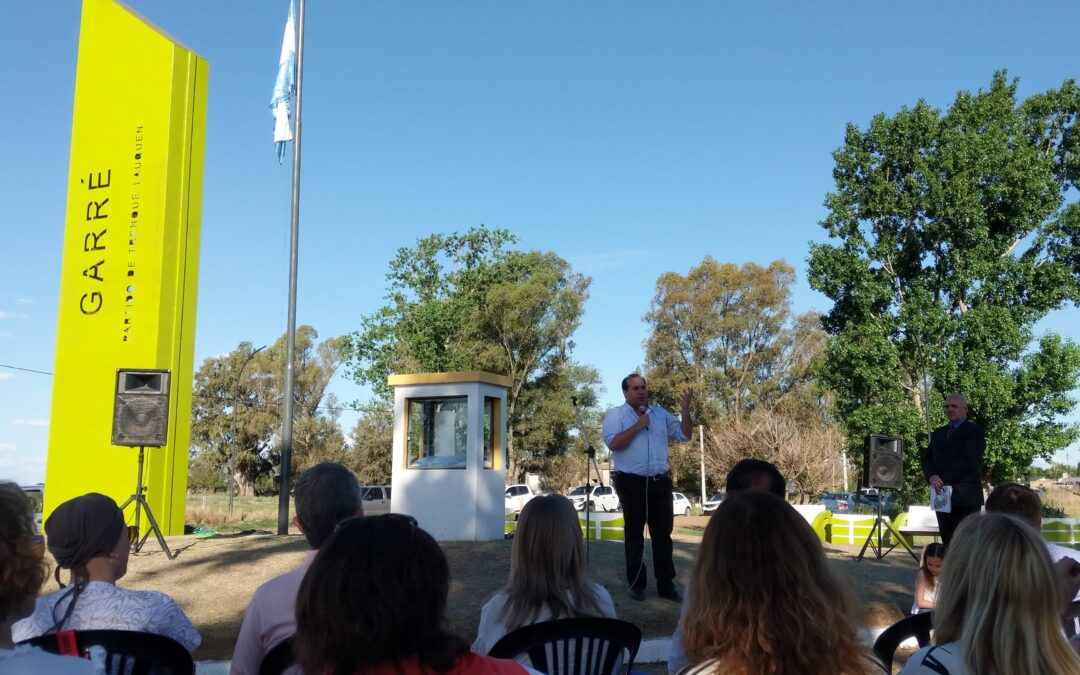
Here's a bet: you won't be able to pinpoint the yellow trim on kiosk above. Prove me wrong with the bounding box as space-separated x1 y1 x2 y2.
387 371 512 388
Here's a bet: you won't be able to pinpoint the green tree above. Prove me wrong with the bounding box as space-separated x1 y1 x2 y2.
807 72 1080 493
347 405 394 485
344 227 594 479
643 257 842 498
190 326 346 495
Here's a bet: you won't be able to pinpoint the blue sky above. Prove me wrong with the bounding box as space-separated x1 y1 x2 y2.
2 1 1079 483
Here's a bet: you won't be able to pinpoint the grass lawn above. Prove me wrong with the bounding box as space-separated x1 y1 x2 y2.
186 493 287 532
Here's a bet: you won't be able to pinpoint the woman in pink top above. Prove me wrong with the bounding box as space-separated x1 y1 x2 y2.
293 514 538 675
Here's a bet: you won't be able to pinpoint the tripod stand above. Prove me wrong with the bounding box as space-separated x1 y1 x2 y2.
572 396 605 565
856 491 917 562
119 446 174 560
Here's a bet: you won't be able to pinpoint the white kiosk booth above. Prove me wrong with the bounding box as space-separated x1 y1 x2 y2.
388 371 510 541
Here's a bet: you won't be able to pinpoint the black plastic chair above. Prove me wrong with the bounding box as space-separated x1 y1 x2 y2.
872 611 933 670
488 617 642 675
259 636 295 675
20 629 194 675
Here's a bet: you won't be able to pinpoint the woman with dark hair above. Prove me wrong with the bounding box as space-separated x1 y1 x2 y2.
0 481 97 673
11 493 200 653
678 491 883 675
473 494 614 655
294 514 540 675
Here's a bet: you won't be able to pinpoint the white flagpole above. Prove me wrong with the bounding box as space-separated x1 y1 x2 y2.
278 0 305 535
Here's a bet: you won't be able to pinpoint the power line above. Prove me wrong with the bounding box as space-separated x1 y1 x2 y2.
0 363 386 416
0 363 53 376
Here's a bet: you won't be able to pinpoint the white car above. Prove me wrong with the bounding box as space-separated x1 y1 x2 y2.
567 485 620 512
505 484 535 514
360 485 391 516
673 492 692 517
702 492 725 514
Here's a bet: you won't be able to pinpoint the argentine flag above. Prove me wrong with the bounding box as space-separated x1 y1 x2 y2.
271 0 297 164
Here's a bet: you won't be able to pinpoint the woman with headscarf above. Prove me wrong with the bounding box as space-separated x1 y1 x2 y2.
0 481 98 673
11 493 201 653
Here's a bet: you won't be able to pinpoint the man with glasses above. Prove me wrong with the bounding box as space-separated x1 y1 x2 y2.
920 394 986 546
231 462 364 675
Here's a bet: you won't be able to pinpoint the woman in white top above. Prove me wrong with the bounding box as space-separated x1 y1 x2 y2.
11 493 201 653
911 542 944 614
473 495 615 655
0 482 98 674
900 513 1080 675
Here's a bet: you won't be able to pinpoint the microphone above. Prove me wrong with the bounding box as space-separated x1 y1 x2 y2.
637 404 648 430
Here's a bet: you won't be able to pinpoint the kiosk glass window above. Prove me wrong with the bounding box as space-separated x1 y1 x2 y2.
407 397 468 469
483 397 501 470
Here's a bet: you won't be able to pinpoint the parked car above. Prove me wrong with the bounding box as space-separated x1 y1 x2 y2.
702 492 725 514
818 491 850 512
504 484 535 514
672 492 692 517
360 485 391 516
848 490 894 509
567 485 620 512
21 483 44 532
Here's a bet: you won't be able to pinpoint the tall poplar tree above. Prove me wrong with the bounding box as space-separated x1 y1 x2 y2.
807 72 1080 489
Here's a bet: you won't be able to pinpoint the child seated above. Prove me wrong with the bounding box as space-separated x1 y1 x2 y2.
911 543 944 614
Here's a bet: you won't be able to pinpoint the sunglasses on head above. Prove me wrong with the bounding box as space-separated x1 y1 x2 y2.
334 513 418 533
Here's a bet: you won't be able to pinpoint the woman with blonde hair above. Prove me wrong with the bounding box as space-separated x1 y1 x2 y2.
679 490 883 675
900 513 1080 675
473 494 615 655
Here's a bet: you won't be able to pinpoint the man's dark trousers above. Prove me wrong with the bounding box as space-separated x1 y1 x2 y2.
936 503 981 547
614 471 676 594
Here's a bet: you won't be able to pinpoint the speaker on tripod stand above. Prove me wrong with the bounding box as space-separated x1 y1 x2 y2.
112 369 174 560
856 434 917 562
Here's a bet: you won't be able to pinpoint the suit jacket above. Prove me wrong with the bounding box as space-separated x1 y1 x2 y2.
920 420 986 508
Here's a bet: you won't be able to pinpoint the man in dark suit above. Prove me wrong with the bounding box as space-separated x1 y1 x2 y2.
920 394 986 546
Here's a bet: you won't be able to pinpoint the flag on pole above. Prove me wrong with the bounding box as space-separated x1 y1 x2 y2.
270 0 297 164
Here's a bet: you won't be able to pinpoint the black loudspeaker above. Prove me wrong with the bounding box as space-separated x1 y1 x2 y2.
112 369 171 447
864 434 904 489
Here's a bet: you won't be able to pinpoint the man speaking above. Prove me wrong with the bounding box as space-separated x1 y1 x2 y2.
603 373 693 601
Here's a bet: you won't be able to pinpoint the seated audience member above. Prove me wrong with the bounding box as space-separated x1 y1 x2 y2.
724 458 786 497
986 482 1080 569
231 462 363 675
911 543 945 614
11 493 200 653
678 491 883 675
293 514 541 675
473 495 615 656
668 459 787 673
900 513 1080 674
0 482 98 674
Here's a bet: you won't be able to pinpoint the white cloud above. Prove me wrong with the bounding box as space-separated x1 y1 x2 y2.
568 249 651 275
0 311 16 320
13 418 49 428
0 331 12 338
0 443 46 484
0 373 15 382
15 299 35 304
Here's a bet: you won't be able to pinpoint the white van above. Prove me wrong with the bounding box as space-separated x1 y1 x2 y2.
21 484 44 533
